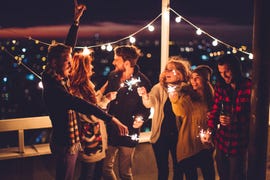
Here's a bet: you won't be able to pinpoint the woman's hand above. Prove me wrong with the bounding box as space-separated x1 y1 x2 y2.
73 0 87 23
105 91 117 101
137 87 149 100
111 117 129 136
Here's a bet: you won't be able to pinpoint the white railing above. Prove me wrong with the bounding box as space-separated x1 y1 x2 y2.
0 116 52 160
0 116 151 160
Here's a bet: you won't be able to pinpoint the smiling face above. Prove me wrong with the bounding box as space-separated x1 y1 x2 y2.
164 63 184 83
190 72 203 91
218 64 233 84
112 54 125 72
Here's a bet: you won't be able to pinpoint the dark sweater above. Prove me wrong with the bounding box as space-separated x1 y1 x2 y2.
105 65 152 147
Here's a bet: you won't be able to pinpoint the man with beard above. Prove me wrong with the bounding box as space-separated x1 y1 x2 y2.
202 54 251 180
102 45 152 180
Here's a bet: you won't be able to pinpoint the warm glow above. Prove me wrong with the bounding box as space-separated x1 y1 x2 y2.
196 29 202 35
148 25 155 32
212 39 218 46
82 47 91 56
106 44 113 52
175 16 181 23
129 36 136 44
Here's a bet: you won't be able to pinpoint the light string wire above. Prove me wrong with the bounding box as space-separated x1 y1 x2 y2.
0 7 253 78
75 13 162 49
1 8 252 55
169 8 252 56
2 47 42 80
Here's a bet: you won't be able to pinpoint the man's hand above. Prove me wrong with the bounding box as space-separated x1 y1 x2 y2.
111 117 129 136
219 115 231 126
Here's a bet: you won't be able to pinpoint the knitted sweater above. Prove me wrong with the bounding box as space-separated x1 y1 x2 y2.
142 83 180 143
170 94 212 162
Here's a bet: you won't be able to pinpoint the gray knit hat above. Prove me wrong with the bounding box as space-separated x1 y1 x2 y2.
193 65 213 81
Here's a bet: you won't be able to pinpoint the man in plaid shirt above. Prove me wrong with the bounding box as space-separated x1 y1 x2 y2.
201 54 251 180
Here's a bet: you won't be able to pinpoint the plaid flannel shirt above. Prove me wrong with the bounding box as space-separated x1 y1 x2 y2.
208 77 251 155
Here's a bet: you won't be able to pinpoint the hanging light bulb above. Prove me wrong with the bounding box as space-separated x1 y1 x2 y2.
101 45 106 50
175 16 182 23
148 25 155 32
212 39 218 46
38 81 43 89
82 47 91 56
129 36 136 44
196 28 202 35
249 53 253 59
232 48 237 54
106 44 113 52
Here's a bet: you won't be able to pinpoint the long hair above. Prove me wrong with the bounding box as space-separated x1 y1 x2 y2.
69 51 97 104
192 65 214 110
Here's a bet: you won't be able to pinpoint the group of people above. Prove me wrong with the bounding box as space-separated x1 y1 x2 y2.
41 1 251 180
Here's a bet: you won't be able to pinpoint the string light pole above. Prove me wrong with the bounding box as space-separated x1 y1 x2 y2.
161 0 170 72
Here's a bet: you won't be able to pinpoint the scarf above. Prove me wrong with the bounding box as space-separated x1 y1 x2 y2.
45 68 81 154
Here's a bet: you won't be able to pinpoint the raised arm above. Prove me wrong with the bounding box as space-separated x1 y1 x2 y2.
65 0 86 48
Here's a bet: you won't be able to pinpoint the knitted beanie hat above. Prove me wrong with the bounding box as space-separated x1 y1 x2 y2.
193 65 213 81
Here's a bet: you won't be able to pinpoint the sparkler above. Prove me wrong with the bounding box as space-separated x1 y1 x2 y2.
197 126 212 143
167 84 177 94
126 133 140 141
117 77 141 92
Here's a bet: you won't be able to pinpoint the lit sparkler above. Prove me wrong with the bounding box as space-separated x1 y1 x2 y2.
167 84 177 94
118 77 141 92
126 133 140 141
197 126 212 140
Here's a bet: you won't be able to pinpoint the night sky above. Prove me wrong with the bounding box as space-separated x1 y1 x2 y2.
0 0 254 43
0 0 253 27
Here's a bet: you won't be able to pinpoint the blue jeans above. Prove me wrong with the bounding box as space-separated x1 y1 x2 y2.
50 143 78 180
103 145 135 180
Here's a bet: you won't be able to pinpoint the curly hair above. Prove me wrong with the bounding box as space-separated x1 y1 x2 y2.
159 56 191 87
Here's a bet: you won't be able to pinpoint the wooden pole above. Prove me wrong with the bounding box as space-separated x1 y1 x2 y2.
247 0 270 179
161 0 170 72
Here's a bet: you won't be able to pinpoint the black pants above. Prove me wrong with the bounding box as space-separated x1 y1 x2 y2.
177 149 215 180
152 132 182 180
215 149 246 180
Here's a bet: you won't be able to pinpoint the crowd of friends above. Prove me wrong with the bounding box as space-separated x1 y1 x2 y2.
41 1 251 180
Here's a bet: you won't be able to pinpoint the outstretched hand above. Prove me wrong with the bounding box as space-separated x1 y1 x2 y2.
112 117 129 136
74 0 87 23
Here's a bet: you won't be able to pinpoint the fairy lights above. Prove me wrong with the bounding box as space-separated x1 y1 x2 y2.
1 7 252 58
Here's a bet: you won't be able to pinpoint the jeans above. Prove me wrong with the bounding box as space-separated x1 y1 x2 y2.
103 145 135 180
50 143 78 180
215 149 246 180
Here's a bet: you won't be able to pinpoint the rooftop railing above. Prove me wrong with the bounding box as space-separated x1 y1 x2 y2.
0 116 150 160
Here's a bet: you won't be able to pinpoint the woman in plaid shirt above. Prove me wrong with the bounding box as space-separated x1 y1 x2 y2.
202 54 251 180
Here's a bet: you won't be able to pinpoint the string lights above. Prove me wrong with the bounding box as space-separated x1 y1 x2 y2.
1 7 253 77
